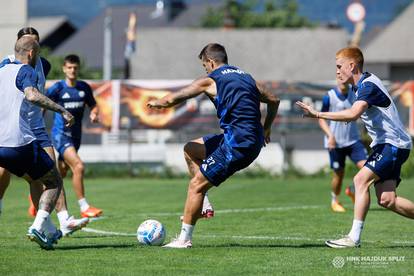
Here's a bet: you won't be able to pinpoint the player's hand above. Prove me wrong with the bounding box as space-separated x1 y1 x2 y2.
295 101 318 118
147 99 168 109
264 128 271 146
327 135 336 150
90 112 99 123
62 111 74 127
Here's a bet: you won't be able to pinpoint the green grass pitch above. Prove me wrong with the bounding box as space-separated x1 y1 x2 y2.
1 176 413 275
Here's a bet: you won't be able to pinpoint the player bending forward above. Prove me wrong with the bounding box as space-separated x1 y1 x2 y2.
297 47 414 248
148 43 280 248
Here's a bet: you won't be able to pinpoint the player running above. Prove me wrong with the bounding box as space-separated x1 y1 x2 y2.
297 47 414 248
46 54 102 218
0 36 74 249
318 77 367 212
0 27 88 237
148 43 280 248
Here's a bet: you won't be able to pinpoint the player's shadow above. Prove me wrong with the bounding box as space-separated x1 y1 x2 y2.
382 244 414 249
202 243 326 248
56 244 136 250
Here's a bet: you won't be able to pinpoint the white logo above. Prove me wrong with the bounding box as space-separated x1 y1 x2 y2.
368 160 376 167
79 91 85 98
202 164 207 171
332 256 345 268
62 93 71 99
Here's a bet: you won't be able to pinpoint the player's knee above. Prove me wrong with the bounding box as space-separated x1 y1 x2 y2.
188 174 209 195
183 142 196 158
73 161 84 174
353 174 367 191
378 194 396 209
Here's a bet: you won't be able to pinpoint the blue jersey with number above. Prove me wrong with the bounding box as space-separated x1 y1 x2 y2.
208 65 263 149
47 80 96 139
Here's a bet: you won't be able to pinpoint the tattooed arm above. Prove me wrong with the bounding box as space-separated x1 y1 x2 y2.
24 86 74 127
147 77 215 109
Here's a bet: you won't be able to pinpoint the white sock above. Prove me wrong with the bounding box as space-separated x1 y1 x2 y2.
331 192 338 203
202 193 212 212
44 216 58 235
31 209 50 231
348 219 364 243
57 210 70 226
78 198 90 212
178 223 194 241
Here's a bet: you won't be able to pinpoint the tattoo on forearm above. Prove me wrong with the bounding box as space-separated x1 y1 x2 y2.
25 87 66 114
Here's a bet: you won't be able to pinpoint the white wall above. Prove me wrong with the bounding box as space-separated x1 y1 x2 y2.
0 0 26 58
78 143 328 174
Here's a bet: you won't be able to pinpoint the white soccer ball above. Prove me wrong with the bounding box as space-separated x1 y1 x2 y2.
137 219 166 246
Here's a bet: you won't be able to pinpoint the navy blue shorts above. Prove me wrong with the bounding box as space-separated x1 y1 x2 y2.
0 141 54 180
329 140 367 171
365 143 410 184
52 133 81 160
32 127 53 148
200 134 261 186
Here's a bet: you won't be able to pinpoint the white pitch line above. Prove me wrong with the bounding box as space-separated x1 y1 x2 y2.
82 227 136 237
134 205 325 217
81 227 414 245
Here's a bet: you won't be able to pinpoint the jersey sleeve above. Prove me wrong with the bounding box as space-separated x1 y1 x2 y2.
320 94 330 112
82 82 97 107
16 65 37 92
40 57 51 77
46 82 61 102
356 81 391 108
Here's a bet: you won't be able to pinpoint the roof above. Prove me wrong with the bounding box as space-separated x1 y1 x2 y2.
364 2 414 63
53 1 222 68
28 16 77 50
130 28 349 81
28 16 69 41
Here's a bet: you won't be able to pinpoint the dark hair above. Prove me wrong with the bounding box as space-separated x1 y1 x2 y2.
17 27 39 40
198 43 228 64
64 54 81 65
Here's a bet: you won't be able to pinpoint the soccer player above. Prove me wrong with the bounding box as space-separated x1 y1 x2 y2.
297 47 414 248
318 77 367 212
47 54 102 218
0 27 89 237
0 36 74 249
148 43 280 248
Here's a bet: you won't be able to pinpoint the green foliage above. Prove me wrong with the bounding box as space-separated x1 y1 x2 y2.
40 48 103 80
401 150 414 178
201 0 314 28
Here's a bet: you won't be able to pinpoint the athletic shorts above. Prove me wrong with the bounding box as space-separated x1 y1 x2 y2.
52 133 81 160
200 134 261 186
0 141 54 180
365 143 410 184
328 140 367 171
32 127 53 148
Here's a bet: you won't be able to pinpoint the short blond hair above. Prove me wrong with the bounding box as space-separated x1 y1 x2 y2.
336 47 364 71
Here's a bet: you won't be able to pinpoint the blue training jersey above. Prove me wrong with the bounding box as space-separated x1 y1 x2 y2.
208 65 264 149
47 80 96 139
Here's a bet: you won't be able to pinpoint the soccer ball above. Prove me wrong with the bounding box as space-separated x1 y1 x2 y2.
137 219 166 246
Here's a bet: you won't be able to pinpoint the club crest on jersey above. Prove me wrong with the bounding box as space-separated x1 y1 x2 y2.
62 92 71 99
79 91 85 98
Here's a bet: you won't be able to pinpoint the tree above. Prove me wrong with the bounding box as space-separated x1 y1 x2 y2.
40 48 103 80
201 0 313 28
